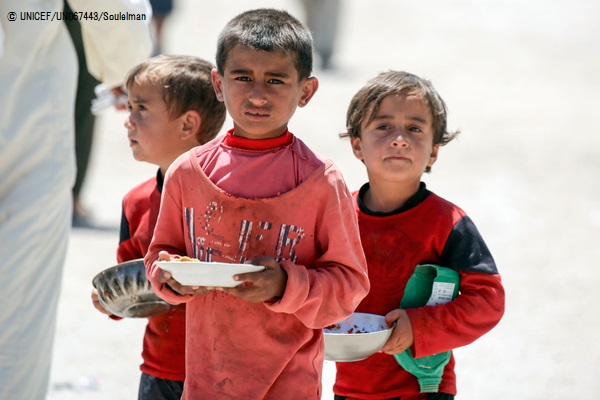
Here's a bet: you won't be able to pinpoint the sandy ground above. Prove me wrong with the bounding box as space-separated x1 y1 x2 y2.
47 0 600 399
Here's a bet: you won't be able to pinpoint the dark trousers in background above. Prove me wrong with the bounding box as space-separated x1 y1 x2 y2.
138 372 184 400
63 1 100 205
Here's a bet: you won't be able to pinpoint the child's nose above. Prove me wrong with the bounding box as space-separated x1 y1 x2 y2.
124 116 134 130
391 132 409 147
248 84 268 105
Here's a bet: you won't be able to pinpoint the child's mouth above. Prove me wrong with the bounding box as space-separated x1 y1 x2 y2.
246 111 269 118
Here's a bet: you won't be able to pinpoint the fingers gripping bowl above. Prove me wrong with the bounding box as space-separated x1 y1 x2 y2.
323 312 394 362
92 259 174 318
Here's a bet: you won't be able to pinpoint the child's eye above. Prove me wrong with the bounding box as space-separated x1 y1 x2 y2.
129 104 146 112
267 78 284 84
409 126 422 133
235 76 251 82
376 124 391 131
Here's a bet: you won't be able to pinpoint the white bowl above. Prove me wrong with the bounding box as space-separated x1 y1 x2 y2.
323 312 393 362
156 260 265 287
92 259 174 318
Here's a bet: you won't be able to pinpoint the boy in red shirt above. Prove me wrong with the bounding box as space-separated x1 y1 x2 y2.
144 8 370 399
91 54 226 400
333 71 505 399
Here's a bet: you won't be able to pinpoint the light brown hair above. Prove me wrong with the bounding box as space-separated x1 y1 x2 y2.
343 70 459 147
125 54 226 144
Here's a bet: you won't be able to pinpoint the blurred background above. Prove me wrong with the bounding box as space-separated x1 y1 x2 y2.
49 0 600 399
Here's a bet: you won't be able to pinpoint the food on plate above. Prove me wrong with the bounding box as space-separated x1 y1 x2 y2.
325 323 371 334
174 256 200 262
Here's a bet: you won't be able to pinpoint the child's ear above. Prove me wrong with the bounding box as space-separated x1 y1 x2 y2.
297 77 319 108
350 136 364 161
428 144 440 168
180 110 202 142
211 68 225 102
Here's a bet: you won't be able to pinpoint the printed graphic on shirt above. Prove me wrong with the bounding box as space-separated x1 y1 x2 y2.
185 205 305 264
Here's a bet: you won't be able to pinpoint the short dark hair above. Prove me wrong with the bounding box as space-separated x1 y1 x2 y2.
125 54 226 144
216 8 313 80
342 71 459 173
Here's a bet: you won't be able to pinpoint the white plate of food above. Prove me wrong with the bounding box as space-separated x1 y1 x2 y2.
323 312 393 362
156 257 265 287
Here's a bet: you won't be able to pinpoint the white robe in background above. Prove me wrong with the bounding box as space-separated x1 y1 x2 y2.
0 1 152 398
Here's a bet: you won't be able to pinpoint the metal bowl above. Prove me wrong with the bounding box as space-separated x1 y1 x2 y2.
323 312 394 362
92 258 174 318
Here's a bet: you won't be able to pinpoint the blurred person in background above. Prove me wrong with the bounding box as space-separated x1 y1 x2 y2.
63 0 101 227
149 0 175 55
300 0 341 69
0 1 152 398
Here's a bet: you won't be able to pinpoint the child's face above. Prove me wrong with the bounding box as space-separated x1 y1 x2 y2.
351 93 439 187
124 80 195 171
211 45 318 139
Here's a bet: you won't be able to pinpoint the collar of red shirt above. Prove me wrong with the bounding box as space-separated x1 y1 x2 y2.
223 128 293 150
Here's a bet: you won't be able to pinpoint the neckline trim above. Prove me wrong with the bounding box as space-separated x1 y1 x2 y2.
223 129 293 150
357 182 430 216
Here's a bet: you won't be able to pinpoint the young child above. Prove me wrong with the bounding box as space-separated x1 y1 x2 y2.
143 8 370 399
333 71 505 399
91 54 226 400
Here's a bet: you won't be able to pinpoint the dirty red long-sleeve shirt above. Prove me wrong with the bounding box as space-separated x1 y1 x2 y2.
145 131 369 399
